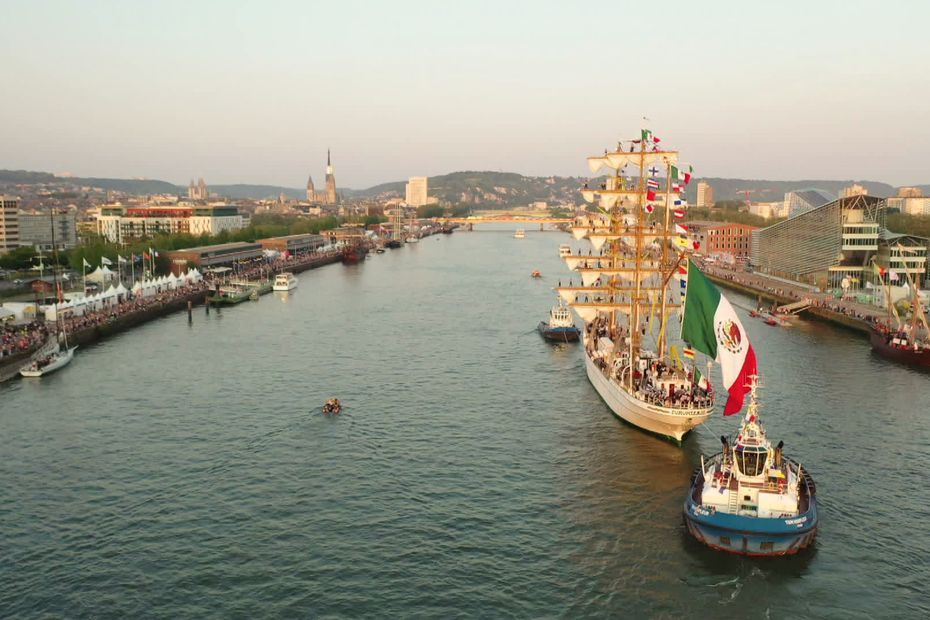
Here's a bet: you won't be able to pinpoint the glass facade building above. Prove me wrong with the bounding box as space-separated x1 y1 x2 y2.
751 195 926 292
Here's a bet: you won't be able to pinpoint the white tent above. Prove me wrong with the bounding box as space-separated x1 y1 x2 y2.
86 265 117 283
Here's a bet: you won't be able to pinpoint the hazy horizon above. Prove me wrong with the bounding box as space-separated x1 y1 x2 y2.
3 0 929 188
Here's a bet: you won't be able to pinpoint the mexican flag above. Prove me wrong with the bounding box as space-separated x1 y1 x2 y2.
681 260 757 415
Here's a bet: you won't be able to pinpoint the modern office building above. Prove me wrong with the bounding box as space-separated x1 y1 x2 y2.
17 209 79 250
696 181 715 208
751 195 927 292
96 203 242 243
405 176 429 207
783 188 834 218
0 196 19 254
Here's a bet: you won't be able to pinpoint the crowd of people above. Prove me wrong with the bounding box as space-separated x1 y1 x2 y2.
700 262 886 326
584 317 713 410
0 321 48 359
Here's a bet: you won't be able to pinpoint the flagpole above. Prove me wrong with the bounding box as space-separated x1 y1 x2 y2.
131 255 135 285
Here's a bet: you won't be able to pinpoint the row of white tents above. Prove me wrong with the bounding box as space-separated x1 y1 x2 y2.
43 269 204 321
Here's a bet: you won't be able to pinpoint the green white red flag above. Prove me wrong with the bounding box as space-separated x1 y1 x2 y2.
681 260 757 415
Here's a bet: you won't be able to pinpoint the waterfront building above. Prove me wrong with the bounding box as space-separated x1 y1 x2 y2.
187 178 209 200
0 196 20 254
696 181 715 208
258 233 325 255
306 150 339 204
783 188 834 218
840 183 869 198
17 208 78 250
688 221 756 260
405 176 429 207
96 203 242 243
165 242 263 274
751 194 927 292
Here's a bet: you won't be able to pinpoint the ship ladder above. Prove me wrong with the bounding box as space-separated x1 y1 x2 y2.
727 489 739 514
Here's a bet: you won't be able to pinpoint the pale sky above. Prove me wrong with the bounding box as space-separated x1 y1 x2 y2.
2 0 929 189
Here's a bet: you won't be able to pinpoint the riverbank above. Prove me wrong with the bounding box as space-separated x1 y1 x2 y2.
0 250 344 382
703 270 881 336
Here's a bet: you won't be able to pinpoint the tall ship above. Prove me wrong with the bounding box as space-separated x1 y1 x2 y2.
869 261 930 366
561 130 756 442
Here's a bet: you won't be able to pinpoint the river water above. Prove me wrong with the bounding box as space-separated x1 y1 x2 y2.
2 227 929 618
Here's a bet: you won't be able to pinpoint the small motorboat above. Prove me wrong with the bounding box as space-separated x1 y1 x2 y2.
764 316 778 326
323 398 342 415
376 247 386 254
531 270 542 278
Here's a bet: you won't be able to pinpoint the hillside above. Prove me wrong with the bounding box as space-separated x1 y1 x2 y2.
2 168 928 207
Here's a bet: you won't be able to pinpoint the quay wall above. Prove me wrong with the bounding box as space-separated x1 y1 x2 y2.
704 273 873 336
0 251 344 381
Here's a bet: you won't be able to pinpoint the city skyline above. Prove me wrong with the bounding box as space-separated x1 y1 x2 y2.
3 1 930 188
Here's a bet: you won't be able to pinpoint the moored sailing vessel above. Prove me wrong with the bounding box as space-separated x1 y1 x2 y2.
561 130 756 442
869 260 930 367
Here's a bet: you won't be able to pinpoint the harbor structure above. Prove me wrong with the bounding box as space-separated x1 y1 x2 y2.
1 196 20 254
258 233 326 255
165 242 263 274
96 203 242 243
750 194 927 293
306 150 338 204
696 181 715 207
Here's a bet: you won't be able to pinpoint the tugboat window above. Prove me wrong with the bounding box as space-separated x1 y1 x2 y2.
719 536 731 545
760 541 774 552
735 447 766 477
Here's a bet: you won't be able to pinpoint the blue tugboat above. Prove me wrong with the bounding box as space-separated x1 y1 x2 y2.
538 299 580 342
683 376 818 556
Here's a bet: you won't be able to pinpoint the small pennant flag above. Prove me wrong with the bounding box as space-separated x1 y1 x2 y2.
646 189 657 201
646 178 659 189
142 252 150 260
680 278 688 290
101 256 113 266
683 347 696 360
82 258 91 268
672 182 685 192
117 254 128 264
644 203 655 214
673 209 686 219
673 237 691 250
641 129 652 142
678 266 688 276
675 224 689 235
889 269 900 282
653 135 661 143
693 240 701 250
647 165 660 177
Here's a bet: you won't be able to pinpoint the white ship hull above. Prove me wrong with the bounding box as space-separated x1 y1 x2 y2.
272 281 297 291
20 346 77 378
582 339 712 443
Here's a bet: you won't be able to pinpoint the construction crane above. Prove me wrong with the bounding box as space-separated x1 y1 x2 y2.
735 188 772 208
